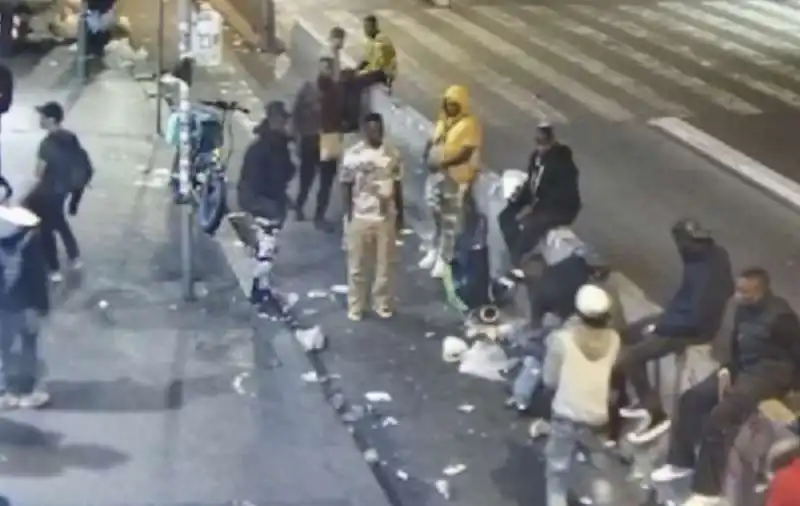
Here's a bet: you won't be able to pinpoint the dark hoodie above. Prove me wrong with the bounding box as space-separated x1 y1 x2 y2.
522 143 581 218
0 228 49 314
656 241 734 339
237 125 295 223
0 62 12 115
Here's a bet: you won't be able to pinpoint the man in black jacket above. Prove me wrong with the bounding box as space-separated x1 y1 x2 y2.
237 101 297 320
498 124 581 270
0 61 12 172
617 219 734 444
649 267 800 506
0 206 50 409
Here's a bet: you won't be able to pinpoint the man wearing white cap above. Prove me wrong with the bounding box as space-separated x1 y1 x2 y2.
0 203 50 409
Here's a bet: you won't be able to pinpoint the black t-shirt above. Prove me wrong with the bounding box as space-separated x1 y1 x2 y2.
37 129 81 195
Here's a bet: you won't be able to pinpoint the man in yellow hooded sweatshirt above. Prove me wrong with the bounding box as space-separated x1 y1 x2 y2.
420 85 482 278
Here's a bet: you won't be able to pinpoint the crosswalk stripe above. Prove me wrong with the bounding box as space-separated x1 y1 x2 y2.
522 5 758 115
571 5 800 110
472 6 690 117
660 2 799 52
374 9 570 123
707 1 800 43
618 5 800 86
413 9 632 122
748 0 800 28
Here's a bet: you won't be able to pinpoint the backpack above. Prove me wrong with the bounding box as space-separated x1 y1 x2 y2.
62 134 94 191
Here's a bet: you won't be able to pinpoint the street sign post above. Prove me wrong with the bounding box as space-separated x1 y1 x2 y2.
192 7 222 67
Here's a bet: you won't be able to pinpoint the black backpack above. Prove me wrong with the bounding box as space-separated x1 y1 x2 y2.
56 132 94 192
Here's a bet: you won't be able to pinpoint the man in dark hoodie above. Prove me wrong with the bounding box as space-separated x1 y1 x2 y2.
237 101 297 320
0 205 50 409
0 60 12 172
617 219 734 444
650 267 800 506
498 124 581 270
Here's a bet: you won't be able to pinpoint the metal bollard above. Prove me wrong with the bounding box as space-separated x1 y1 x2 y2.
177 0 195 300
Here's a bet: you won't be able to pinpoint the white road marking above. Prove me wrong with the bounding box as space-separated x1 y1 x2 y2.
659 2 799 52
406 9 628 122
650 117 800 212
527 5 759 114
708 1 800 42
374 9 570 123
618 5 800 85
573 5 800 110
473 6 690 117
748 0 800 25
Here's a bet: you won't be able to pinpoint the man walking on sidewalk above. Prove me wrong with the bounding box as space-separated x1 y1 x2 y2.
341 112 404 321
650 267 800 506
28 101 86 282
0 205 51 409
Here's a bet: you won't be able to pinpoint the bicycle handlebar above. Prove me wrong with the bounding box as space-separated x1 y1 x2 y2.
199 99 250 114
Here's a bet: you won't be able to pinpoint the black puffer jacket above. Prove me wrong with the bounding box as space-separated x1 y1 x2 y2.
0 229 49 315
521 144 582 218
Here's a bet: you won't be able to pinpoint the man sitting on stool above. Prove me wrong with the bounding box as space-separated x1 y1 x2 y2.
650 267 800 506
616 219 733 444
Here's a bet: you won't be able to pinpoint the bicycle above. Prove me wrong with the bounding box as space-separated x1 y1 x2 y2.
162 78 250 235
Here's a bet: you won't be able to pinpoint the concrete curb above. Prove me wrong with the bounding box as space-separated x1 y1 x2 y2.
649 116 800 214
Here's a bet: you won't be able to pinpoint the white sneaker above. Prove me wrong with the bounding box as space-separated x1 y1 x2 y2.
418 250 438 269
619 404 649 419
682 494 722 506
628 414 671 445
650 464 693 483
431 257 447 278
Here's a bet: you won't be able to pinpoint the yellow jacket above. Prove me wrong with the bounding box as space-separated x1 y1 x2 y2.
432 85 482 184
360 32 398 80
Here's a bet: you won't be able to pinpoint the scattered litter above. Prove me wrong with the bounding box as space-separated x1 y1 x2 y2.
341 404 365 423
307 289 328 298
302 308 318 316
232 372 249 395
457 404 475 413
579 497 593 505
395 240 404 246
443 464 467 476
330 284 348 295
285 292 299 309
300 371 319 382
458 341 512 382
395 469 409 481
97 299 109 309
295 326 326 351
575 452 587 463
425 331 436 339
363 448 379 463
365 391 392 403
435 479 451 500
401 228 413 236
381 416 399 427
442 336 469 363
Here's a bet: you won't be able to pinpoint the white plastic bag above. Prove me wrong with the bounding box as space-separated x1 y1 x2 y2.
458 341 512 382
441 336 469 363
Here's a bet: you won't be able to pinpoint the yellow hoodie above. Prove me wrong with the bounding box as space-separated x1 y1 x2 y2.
432 85 482 184
361 32 398 80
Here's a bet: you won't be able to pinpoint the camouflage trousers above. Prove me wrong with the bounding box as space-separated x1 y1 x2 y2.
425 172 469 261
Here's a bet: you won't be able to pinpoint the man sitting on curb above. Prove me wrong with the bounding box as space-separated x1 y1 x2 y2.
616 219 734 443
650 267 800 506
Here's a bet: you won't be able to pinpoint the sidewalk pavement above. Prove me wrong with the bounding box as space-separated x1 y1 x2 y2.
0 59 391 506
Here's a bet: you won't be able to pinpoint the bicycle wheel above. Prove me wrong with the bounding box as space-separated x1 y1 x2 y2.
196 172 227 235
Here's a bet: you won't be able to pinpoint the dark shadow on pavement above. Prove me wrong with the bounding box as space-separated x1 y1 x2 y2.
0 418 127 477
44 374 236 412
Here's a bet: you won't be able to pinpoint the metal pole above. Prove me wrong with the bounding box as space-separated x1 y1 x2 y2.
178 0 195 300
156 0 165 134
76 0 88 84
259 0 282 53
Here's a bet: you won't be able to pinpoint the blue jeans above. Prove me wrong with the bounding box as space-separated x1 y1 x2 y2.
0 310 39 395
545 417 611 506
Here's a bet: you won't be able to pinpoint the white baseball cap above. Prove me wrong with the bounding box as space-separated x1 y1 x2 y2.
575 284 612 318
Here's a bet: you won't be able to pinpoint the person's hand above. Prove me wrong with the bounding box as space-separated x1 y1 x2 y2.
717 368 731 400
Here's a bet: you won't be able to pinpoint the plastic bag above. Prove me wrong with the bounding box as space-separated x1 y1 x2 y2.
458 341 511 382
295 325 326 351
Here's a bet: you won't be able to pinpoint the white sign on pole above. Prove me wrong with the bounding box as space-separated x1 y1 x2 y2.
192 7 223 67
